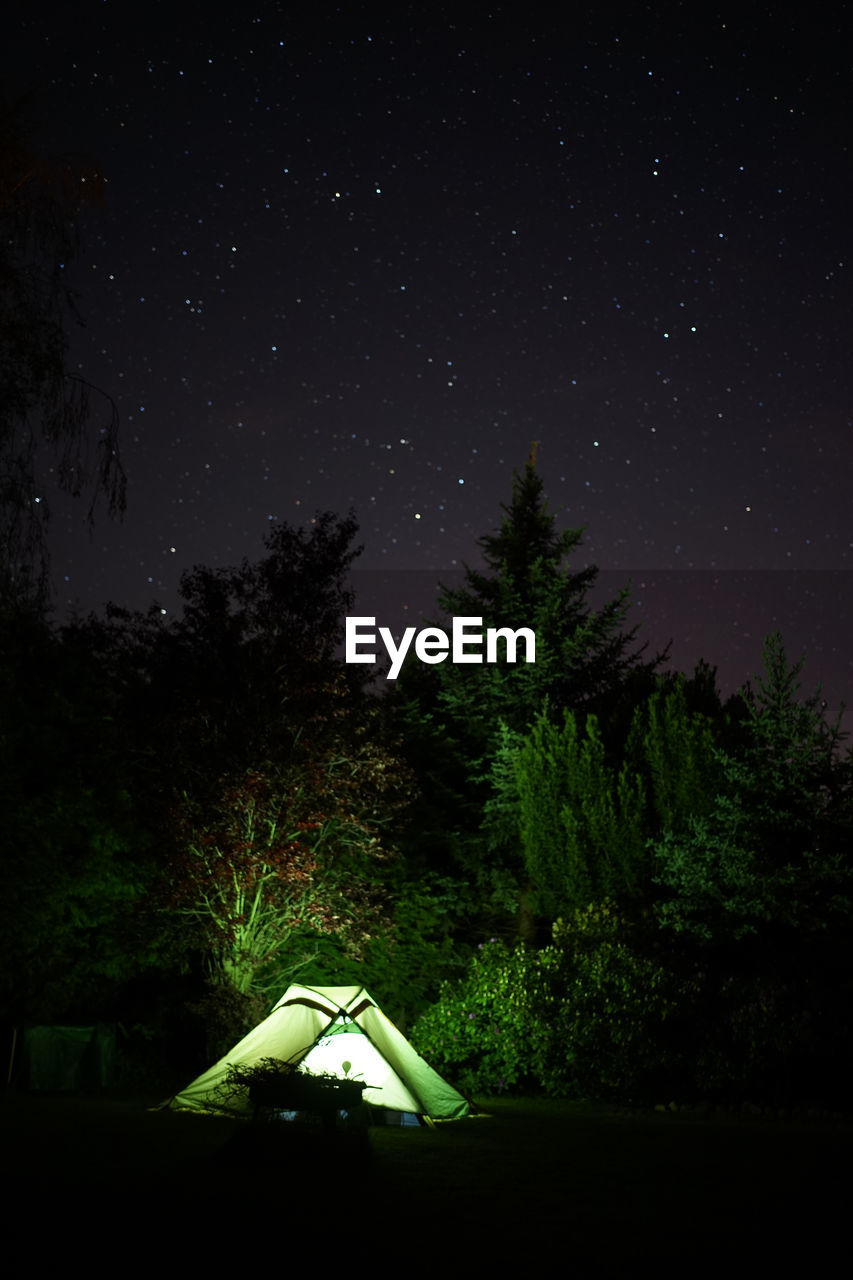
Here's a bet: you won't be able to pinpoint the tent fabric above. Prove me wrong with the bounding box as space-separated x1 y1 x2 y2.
169 984 469 1121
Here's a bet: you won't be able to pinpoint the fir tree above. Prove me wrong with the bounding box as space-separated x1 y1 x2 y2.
432 448 648 760
392 449 653 936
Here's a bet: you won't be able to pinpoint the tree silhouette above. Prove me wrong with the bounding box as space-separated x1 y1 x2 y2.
102 512 416 996
0 95 125 601
392 450 653 936
653 633 853 943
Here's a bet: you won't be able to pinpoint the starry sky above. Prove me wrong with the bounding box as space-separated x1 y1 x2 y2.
8 2 853 714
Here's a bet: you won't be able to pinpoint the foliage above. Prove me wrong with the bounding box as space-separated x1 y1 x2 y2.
478 720 531 921
106 510 365 791
177 509 361 665
0 787 152 1020
623 673 723 835
72 512 419 1001
545 904 692 1098
686 969 824 1102
214 1057 368 1114
482 668 730 929
184 982 270 1065
392 456 652 934
411 902 689 1100
358 869 474 1029
0 95 124 601
515 711 647 919
411 937 545 1095
172 769 329 995
653 634 853 943
168 690 413 995
431 457 646 748
0 605 160 1021
0 512 416 1022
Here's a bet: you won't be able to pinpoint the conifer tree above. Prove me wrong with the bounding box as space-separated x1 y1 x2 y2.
652 633 853 943
392 448 651 933
514 709 647 921
623 672 722 836
510 670 726 925
433 446 645 750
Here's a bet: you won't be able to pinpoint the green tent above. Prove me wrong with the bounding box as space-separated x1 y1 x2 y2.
169 984 470 1122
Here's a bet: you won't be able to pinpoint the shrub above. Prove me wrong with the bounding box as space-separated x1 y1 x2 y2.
412 902 691 1100
411 938 544 1095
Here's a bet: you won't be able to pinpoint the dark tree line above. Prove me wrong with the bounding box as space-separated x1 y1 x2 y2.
2 460 852 1102
401 470 853 1105
2 106 852 1100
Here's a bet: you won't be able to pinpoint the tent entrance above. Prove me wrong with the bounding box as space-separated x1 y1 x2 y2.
299 1015 422 1113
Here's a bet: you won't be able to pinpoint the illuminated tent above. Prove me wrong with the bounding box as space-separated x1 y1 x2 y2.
169 983 470 1123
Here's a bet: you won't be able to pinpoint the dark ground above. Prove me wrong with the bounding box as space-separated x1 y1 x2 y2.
1 1093 848 1270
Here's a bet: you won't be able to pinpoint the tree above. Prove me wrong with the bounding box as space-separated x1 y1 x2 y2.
0 604 159 1022
641 638 853 1101
432 451 647 750
487 666 726 929
514 709 647 921
392 450 655 936
101 510 365 797
623 670 723 836
652 634 853 943
107 512 418 999
169 718 411 996
0 95 124 600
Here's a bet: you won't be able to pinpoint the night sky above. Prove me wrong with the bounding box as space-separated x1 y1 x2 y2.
8 3 853 714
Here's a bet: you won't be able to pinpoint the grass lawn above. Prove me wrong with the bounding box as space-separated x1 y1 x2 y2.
1 1091 848 1270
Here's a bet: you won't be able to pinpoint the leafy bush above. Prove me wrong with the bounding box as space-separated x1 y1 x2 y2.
411 938 545 1096
545 903 691 1097
411 902 691 1100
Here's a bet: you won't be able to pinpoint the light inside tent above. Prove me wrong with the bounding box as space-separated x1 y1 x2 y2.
298 1016 421 1112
